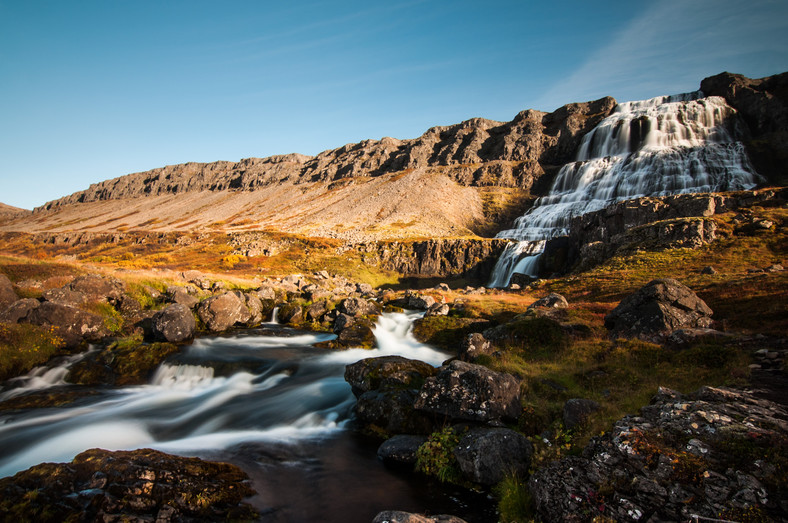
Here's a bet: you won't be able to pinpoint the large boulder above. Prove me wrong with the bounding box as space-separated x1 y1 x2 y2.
604 278 713 341
454 428 533 486
68 274 125 303
196 291 251 332
0 274 17 310
41 287 87 306
527 293 568 310
0 298 40 323
414 361 522 423
457 333 494 362
345 356 437 397
377 434 428 468
529 386 788 522
338 297 381 317
165 286 199 309
27 302 106 347
151 303 196 342
0 448 257 522
345 356 438 434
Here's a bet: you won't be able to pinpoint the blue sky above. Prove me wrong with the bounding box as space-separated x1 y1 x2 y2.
1 0 787 210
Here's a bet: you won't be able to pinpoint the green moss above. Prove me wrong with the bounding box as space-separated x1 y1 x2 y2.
411 316 486 351
494 473 535 523
416 426 463 484
0 323 67 382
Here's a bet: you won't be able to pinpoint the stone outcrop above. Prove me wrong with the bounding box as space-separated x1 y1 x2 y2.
359 239 510 278
701 71 788 185
453 428 533 486
605 279 713 342
539 187 787 275
196 291 251 332
414 361 522 424
529 386 788 522
151 303 196 343
38 97 617 211
372 511 468 523
27 302 107 347
0 274 17 310
0 448 257 521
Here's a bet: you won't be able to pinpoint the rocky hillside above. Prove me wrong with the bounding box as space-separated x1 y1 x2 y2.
37 97 617 210
0 204 29 221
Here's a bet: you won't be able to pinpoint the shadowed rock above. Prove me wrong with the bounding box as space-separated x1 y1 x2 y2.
152 303 196 343
454 427 533 485
0 274 18 310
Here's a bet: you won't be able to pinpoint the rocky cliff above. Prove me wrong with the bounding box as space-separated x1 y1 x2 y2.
37 98 617 211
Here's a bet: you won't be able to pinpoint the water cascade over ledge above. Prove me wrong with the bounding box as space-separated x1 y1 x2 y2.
489 93 761 287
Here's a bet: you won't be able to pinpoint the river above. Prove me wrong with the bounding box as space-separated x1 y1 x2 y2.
0 311 496 522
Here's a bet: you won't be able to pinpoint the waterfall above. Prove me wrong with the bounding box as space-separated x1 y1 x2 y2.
489 93 761 287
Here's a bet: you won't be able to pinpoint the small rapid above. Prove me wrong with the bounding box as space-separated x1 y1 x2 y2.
489 93 761 287
0 312 449 479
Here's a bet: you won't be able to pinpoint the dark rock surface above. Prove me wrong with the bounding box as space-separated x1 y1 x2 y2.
457 333 494 362
196 291 251 332
339 296 381 317
528 292 568 310
0 448 257 522
604 279 713 342
529 386 788 522
151 303 196 343
372 511 468 523
67 274 125 303
166 286 200 309
345 356 437 397
414 361 522 424
377 434 428 468
0 298 40 323
453 427 533 486
27 301 106 347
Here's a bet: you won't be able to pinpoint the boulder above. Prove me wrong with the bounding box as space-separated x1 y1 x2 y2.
457 333 494 362
41 287 87 306
243 293 264 325
0 274 17 310
604 278 713 341
562 398 601 430
345 356 437 397
0 298 40 323
529 386 788 522
0 448 257 522
333 312 355 333
377 434 428 468
454 428 533 486
68 274 125 303
424 303 450 317
327 317 376 349
305 300 328 322
355 389 434 435
196 291 251 331
527 293 568 310
276 302 303 325
151 303 196 343
338 297 381 317
414 361 522 423
27 302 106 347
373 511 468 523
255 285 276 300
407 294 436 310
166 286 199 309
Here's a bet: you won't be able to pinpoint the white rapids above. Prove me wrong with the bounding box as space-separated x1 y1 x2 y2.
489 93 761 287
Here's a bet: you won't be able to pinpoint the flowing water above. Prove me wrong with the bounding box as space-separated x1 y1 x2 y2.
489 93 762 287
0 312 494 521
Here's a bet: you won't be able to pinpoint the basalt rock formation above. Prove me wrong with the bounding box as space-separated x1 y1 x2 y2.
38 98 617 211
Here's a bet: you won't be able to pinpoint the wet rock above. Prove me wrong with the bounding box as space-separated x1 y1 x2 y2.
562 398 601 430
527 293 568 310
333 312 356 333
0 274 18 310
604 278 713 342
372 511 468 523
0 448 258 522
276 302 303 325
345 356 437 397
457 333 493 362
196 291 251 331
454 427 533 486
323 317 376 349
338 296 381 317
377 434 428 468
0 298 40 323
151 303 196 343
414 361 522 424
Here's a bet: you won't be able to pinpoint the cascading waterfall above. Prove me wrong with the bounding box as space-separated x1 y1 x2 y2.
489 92 761 288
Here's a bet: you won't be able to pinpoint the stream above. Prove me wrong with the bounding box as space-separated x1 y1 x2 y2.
0 311 496 522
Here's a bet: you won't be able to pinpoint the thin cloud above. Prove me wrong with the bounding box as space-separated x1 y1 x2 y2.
533 0 788 110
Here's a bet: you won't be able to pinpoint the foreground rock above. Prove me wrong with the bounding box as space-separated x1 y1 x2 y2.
372 511 468 523
0 448 258 521
196 291 251 331
152 303 196 342
414 361 522 424
0 274 17 310
604 278 713 342
529 386 788 522
28 302 107 347
454 428 533 486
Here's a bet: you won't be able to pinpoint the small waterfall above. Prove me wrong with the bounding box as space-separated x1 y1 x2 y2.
0 350 94 401
150 364 215 390
270 306 280 324
489 93 761 287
